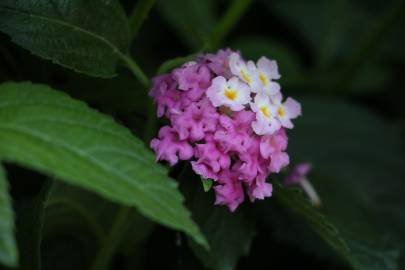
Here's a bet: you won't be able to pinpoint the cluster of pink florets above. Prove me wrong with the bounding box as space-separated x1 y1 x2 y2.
150 49 301 211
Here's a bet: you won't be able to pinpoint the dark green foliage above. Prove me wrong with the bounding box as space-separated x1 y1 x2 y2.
186 175 256 270
0 82 207 251
0 0 130 77
274 183 400 270
0 0 404 269
287 97 405 269
0 166 17 268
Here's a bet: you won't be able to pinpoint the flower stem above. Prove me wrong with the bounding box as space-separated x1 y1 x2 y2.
129 0 156 42
90 206 132 270
119 53 150 88
209 0 252 50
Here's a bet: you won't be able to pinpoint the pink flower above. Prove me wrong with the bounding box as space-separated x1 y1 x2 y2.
259 129 288 159
201 49 235 78
150 126 193 166
149 74 181 117
173 62 211 100
233 153 262 183
149 49 302 211
214 171 245 211
191 138 231 181
214 111 255 154
284 163 312 186
268 152 289 173
172 98 219 141
259 129 289 173
247 174 273 202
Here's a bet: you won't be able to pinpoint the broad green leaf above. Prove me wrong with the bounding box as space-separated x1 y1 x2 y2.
0 0 130 78
0 165 18 268
157 0 216 50
287 97 405 269
0 82 208 249
185 175 255 270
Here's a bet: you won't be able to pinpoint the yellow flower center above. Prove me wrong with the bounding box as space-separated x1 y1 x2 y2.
260 106 270 118
240 69 251 83
259 72 267 86
277 106 285 118
224 88 237 101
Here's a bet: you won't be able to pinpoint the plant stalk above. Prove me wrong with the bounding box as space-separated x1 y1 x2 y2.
90 206 132 270
119 53 149 88
129 0 156 41
209 0 252 50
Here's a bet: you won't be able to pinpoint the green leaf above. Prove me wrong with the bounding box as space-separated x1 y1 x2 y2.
0 165 18 268
287 97 405 269
185 176 255 270
0 82 208 249
200 178 213 192
0 0 130 78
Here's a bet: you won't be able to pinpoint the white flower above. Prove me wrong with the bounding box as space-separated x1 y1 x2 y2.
271 93 302 129
229 53 258 89
254 56 281 96
250 93 280 135
258 56 280 80
206 76 251 111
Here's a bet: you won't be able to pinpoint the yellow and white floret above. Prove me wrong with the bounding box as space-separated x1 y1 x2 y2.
250 93 281 135
206 76 251 111
229 53 258 89
271 93 302 129
254 56 281 96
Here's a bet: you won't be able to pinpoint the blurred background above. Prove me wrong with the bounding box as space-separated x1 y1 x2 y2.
0 0 404 269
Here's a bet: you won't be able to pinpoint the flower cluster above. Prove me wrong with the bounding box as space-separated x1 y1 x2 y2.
150 49 301 211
